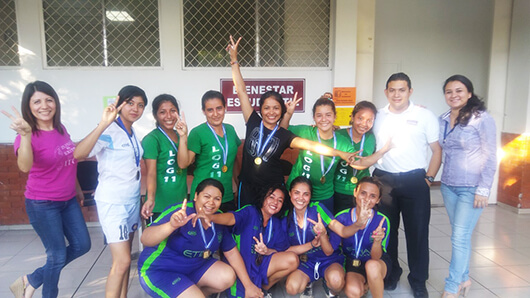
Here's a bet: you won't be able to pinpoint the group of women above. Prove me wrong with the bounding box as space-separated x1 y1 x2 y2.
3 35 496 298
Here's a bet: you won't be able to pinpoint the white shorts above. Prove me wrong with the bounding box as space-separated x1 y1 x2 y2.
96 200 140 243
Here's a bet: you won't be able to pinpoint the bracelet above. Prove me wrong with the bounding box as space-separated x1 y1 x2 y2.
230 60 238 65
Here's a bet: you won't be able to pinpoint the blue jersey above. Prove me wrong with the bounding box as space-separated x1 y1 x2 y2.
138 202 236 271
284 202 341 260
330 208 390 262
231 205 288 282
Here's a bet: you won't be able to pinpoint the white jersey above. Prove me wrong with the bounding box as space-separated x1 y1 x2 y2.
89 121 143 204
373 101 439 173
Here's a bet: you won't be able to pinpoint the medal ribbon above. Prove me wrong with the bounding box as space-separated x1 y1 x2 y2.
317 131 336 178
351 207 372 260
198 218 216 252
262 217 273 245
443 121 456 143
115 117 140 167
349 128 365 178
293 208 308 245
206 123 228 167
157 126 178 153
257 121 279 159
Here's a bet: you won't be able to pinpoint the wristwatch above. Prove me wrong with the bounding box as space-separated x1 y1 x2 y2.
425 176 435 183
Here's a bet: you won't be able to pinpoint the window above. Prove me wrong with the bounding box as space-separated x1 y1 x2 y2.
0 0 20 66
183 0 330 67
42 0 160 67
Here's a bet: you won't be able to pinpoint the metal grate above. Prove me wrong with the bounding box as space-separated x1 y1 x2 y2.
183 0 330 68
0 0 20 66
43 0 160 67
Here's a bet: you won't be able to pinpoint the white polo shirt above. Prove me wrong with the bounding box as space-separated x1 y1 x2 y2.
89 122 143 204
373 101 439 173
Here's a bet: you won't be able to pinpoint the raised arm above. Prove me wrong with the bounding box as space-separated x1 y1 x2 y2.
2 107 33 172
349 138 392 170
290 136 355 161
74 102 124 160
279 94 302 129
141 199 196 247
175 111 194 167
228 36 254 122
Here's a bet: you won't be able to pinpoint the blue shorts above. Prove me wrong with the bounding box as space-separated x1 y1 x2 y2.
226 253 273 298
139 257 217 297
299 254 345 282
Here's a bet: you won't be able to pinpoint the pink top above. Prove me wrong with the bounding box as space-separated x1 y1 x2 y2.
14 127 77 201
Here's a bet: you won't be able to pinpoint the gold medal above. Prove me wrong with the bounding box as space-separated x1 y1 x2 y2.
254 157 262 165
203 249 211 259
352 259 361 267
320 176 326 184
222 165 228 173
300 254 308 262
351 176 358 184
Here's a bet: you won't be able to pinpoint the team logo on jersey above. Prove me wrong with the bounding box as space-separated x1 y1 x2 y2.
188 231 197 236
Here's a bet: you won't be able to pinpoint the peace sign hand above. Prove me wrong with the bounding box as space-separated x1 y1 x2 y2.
2 106 32 136
285 92 302 115
307 213 327 237
100 99 126 127
191 205 212 228
169 199 196 229
355 197 373 230
371 217 386 243
175 111 188 137
227 35 242 62
253 233 269 256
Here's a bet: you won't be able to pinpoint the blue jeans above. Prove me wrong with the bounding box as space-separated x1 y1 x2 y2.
441 184 482 294
25 198 91 298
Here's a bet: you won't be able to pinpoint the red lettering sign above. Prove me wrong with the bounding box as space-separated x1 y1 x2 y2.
221 79 305 113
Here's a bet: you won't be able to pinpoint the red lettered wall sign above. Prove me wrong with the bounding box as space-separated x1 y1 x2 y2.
221 79 305 113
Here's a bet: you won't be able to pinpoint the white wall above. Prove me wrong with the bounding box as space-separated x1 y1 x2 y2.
0 0 353 143
372 0 495 117
503 0 530 134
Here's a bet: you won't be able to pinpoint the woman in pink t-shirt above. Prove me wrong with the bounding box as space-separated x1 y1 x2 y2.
2 81 91 298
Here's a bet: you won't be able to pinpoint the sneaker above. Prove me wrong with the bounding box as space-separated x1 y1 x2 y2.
322 280 337 298
300 282 313 298
263 289 273 298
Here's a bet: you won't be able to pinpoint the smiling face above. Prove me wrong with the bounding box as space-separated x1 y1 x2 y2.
194 185 222 215
384 80 413 113
290 182 311 211
354 182 381 210
351 108 375 136
156 101 179 131
203 98 226 127
444 80 472 111
260 97 282 127
120 96 145 126
261 188 285 217
29 91 56 129
313 104 336 133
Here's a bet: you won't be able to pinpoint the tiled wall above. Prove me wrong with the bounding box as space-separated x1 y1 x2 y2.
497 132 530 209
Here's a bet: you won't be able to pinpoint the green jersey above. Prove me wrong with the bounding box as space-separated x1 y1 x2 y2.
287 125 354 201
142 128 188 213
334 129 376 195
188 122 241 203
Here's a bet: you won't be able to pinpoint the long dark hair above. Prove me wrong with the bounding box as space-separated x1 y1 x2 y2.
21 81 63 134
443 75 486 126
255 183 290 218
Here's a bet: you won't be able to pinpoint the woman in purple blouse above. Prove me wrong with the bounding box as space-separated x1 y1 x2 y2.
439 75 496 298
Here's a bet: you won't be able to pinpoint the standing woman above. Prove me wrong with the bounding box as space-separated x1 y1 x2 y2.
284 98 354 212
228 36 354 208
74 85 147 298
334 101 378 214
140 94 188 222
3 81 91 298
179 90 241 212
439 75 497 298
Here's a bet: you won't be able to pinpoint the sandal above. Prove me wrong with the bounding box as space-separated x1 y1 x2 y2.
9 276 26 298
